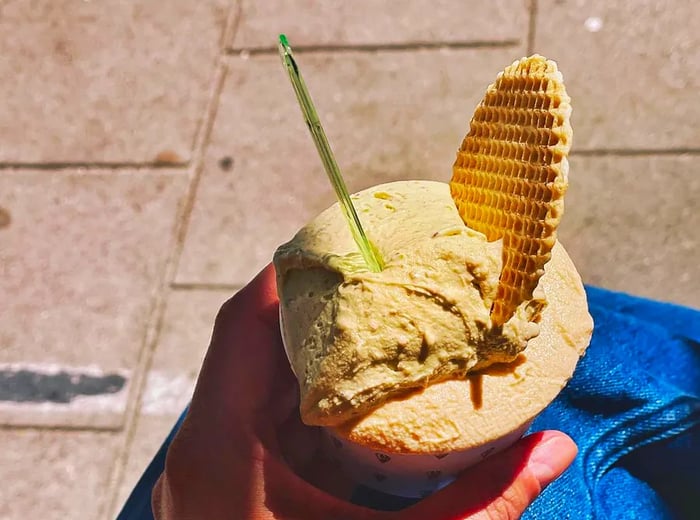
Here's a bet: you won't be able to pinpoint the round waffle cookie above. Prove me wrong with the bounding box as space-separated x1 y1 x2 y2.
450 55 572 326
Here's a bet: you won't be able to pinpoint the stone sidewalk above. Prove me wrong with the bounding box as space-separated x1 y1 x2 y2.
1 1 697 518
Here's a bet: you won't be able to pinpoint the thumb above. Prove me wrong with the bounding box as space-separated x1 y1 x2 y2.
400 430 577 520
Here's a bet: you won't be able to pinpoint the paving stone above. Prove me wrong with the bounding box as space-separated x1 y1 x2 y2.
111 288 230 516
559 154 699 308
0 429 120 520
144 289 229 383
535 0 700 150
0 170 188 427
231 0 527 48
0 0 229 162
177 46 524 285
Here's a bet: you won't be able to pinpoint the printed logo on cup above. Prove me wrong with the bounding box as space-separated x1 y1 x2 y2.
375 453 391 463
480 446 497 459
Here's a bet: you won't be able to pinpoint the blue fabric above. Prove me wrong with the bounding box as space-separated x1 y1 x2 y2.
118 287 700 519
521 287 700 519
116 409 188 520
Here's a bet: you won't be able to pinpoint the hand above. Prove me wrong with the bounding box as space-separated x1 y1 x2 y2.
152 265 578 519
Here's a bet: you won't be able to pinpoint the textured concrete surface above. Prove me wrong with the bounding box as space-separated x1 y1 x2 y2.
230 0 527 48
0 170 188 427
0 430 121 520
560 154 699 307
535 0 700 150
1 2 698 519
0 0 228 162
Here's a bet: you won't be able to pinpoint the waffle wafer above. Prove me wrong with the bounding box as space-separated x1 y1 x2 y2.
450 55 572 326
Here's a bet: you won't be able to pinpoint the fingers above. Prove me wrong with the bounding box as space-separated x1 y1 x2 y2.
261 451 389 520
400 431 577 520
203 262 281 385
189 265 294 435
211 263 280 342
190 263 288 415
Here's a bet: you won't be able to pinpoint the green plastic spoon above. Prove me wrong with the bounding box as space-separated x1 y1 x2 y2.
278 34 383 273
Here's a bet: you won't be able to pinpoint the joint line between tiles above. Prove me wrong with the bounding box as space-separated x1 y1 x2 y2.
227 39 521 56
101 25 235 520
225 0 244 50
184 4 242 174
527 0 538 55
0 162 190 171
170 282 243 292
0 423 123 433
169 63 231 273
571 148 700 156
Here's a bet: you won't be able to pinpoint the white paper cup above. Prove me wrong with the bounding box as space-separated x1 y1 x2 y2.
321 421 531 498
280 312 532 498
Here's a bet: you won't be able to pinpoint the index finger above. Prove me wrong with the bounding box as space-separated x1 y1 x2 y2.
189 264 293 422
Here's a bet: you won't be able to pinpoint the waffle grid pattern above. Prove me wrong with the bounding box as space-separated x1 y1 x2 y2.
450 55 572 325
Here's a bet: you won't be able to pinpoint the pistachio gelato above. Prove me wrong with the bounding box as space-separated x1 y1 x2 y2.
336 237 592 453
275 180 548 427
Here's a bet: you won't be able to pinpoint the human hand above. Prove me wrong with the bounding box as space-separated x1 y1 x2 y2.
152 264 578 519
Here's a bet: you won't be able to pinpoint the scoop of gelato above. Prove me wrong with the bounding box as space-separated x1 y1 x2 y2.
275 180 551 427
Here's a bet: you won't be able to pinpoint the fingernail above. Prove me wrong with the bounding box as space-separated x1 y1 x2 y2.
528 434 572 483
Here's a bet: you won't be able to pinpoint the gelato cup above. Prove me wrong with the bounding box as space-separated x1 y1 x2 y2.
321 420 531 498
275 181 592 499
